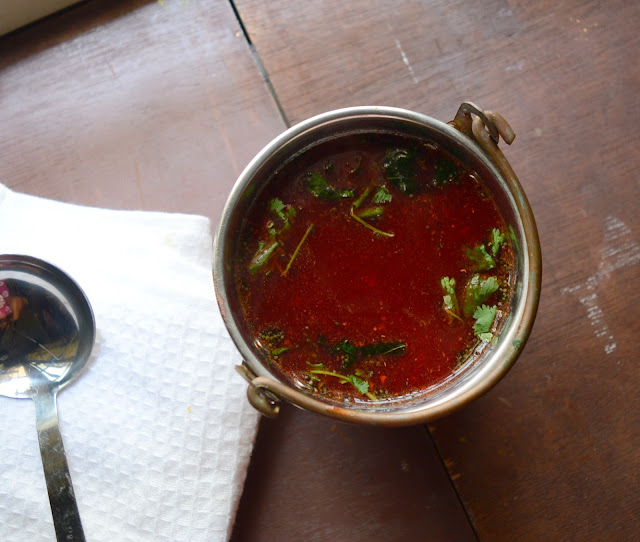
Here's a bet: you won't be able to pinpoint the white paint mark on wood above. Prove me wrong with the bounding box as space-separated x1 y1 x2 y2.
561 216 639 355
394 38 419 84
505 60 526 72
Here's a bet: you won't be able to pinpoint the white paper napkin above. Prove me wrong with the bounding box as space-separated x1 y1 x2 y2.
0 184 259 541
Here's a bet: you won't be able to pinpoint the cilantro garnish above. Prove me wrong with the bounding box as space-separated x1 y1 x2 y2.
269 197 295 226
440 276 462 320
466 244 495 271
463 274 500 317
308 368 373 398
269 198 286 220
489 228 505 257
347 374 370 395
372 185 392 204
305 172 354 199
350 206 394 237
248 241 279 274
473 304 497 341
358 341 407 358
383 148 416 194
282 223 314 276
325 337 406 369
434 158 458 185
353 185 371 208
332 339 357 367
355 206 384 219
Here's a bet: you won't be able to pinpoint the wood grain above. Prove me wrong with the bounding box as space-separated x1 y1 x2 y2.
0 0 285 225
235 0 640 539
232 407 476 542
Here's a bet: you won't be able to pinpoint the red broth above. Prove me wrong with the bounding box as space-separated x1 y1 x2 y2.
234 133 515 403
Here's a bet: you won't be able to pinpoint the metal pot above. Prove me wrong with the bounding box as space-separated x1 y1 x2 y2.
213 102 541 426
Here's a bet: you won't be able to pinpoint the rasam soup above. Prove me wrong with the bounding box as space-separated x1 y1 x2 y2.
233 132 515 403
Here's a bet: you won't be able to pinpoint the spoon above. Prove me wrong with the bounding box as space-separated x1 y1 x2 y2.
0 255 95 542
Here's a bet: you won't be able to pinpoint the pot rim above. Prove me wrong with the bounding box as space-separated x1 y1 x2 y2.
213 105 541 426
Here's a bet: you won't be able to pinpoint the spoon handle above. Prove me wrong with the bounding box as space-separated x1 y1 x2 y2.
33 390 86 542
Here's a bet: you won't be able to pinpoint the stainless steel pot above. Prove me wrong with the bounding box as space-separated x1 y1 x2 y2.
213 102 541 426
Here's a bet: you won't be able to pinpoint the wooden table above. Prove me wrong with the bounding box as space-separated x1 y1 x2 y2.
2 1 638 540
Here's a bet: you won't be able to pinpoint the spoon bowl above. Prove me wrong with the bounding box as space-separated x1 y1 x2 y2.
0 254 95 542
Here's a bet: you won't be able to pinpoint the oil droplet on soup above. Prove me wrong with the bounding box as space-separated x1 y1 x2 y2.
234 133 515 403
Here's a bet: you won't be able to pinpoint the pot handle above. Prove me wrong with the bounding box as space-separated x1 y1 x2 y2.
449 101 517 174
236 364 281 418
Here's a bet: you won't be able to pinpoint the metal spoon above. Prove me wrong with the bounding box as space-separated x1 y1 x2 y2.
0 255 95 542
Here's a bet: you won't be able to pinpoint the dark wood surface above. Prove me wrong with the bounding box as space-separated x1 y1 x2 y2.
234 0 640 540
2 0 639 540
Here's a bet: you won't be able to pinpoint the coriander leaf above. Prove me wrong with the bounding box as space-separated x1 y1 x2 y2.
282 223 314 276
269 198 286 221
478 275 500 299
463 274 500 317
467 244 495 271
383 148 416 194
356 206 384 219
333 339 357 368
372 185 392 204
347 374 370 395
358 341 407 358
479 332 494 342
434 158 459 185
249 241 279 274
331 338 407 368
353 185 372 208
440 276 461 318
305 172 354 199
268 198 296 233
441 276 456 296
473 304 497 337
350 206 394 237
490 228 505 257
271 347 289 356
308 368 371 396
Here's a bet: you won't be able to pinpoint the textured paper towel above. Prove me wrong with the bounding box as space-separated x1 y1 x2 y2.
0 184 259 541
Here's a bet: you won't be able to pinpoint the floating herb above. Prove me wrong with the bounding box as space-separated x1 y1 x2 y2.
327 337 407 369
353 185 372 208
309 368 375 399
249 241 280 274
490 228 505 257
473 304 497 341
355 206 384 219
434 158 458 185
440 276 462 320
282 223 314 276
463 274 500 317
305 172 354 199
467 244 495 271
383 148 416 194
269 198 296 228
332 339 357 367
372 185 392 204
358 342 407 358
350 205 394 237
